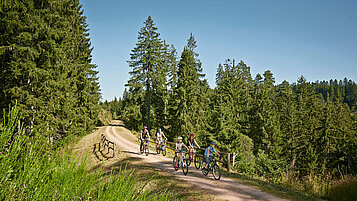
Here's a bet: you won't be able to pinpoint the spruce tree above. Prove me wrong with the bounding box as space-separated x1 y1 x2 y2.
126 16 170 130
169 33 208 139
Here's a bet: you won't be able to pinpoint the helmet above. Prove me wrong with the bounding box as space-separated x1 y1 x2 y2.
210 141 217 146
158 128 161 131
143 126 147 129
178 137 183 140
189 133 194 137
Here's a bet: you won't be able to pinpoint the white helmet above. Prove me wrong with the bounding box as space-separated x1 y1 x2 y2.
178 137 183 140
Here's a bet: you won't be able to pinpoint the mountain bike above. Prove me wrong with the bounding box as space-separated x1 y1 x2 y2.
172 150 188 175
201 155 221 180
156 139 167 156
140 138 149 156
185 147 201 169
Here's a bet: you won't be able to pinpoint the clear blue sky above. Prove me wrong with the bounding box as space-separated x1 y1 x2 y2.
80 0 357 101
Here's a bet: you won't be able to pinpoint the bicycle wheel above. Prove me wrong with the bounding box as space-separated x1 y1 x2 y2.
140 143 144 154
194 154 201 169
156 144 160 154
144 145 149 156
201 161 209 176
212 163 221 180
182 159 188 175
162 145 167 156
185 153 191 166
173 156 179 171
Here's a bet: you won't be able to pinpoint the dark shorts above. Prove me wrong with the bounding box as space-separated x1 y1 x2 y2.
204 156 213 164
175 150 183 154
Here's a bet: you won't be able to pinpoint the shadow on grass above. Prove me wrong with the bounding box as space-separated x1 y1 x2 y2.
92 142 115 161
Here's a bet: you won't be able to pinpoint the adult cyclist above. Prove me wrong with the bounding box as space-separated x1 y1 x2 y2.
187 133 200 163
156 128 167 148
140 126 150 151
203 141 220 170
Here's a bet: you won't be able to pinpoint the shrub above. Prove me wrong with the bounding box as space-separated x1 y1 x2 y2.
255 150 285 182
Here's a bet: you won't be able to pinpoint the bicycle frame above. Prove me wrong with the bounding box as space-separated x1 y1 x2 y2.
158 139 166 149
176 151 186 164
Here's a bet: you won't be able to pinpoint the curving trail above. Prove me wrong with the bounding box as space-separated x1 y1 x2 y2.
105 121 289 201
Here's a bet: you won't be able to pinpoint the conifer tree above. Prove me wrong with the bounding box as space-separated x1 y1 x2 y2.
213 59 253 154
249 70 282 159
126 16 170 130
169 33 207 139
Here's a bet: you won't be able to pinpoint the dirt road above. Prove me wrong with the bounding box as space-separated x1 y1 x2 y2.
105 122 289 201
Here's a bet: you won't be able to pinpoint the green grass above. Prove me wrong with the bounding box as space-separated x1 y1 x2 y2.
223 171 325 201
327 176 357 201
0 106 168 200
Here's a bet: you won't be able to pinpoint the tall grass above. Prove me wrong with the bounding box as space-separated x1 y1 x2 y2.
0 106 168 200
327 176 357 201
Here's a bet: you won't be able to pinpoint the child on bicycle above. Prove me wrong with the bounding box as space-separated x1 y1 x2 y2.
175 136 188 168
156 128 167 147
187 133 200 163
204 141 220 170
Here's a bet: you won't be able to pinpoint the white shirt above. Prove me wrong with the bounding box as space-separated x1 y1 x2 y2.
176 142 183 151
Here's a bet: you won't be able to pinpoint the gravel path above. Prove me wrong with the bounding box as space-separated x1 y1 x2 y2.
105 122 289 201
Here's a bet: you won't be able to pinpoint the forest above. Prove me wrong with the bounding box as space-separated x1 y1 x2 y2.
102 16 357 196
1 0 356 199
0 0 101 140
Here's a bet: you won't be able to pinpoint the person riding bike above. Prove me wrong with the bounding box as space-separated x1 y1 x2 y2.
204 141 220 170
156 128 167 147
140 126 150 150
186 133 200 163
175 137 188 168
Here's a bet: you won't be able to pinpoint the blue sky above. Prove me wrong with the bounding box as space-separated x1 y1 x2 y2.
80 0 357 101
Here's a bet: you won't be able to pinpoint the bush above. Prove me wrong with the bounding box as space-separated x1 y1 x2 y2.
232 134 256 175
0 106 168 200
255 150 285 182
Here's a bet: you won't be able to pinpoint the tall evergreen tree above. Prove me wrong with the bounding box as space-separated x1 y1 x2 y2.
169 33 208 139
213 59 253 153
249 70 282 159
125 16 170 130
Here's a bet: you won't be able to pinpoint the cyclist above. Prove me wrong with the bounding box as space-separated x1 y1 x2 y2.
140 126 150 151
203 141 220 170
156 128 167 148
187 133 200 163
175 136 188 168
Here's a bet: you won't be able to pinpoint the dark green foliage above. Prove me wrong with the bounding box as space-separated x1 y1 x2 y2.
313 78 357 111
213 59 253 154
169 33 210 140
0 0 100 141
121 16 357 196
